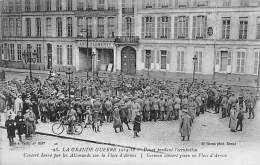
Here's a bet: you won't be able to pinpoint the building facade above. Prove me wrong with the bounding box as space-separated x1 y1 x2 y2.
0 0 260 76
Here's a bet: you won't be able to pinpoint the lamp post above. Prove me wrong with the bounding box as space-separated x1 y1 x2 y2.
146 52 151 79
257 55 260 93
66 68 73 108
22 46 38 80
91 50 96 79
192 54 198 84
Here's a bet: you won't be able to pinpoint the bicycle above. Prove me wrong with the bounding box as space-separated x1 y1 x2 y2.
52 115 83 135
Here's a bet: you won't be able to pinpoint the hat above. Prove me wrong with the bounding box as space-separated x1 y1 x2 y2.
182 109 188 113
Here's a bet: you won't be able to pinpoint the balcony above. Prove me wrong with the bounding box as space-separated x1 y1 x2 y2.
193 1 209 7
122 8 134 15
115 36 139 45
176 2 189 8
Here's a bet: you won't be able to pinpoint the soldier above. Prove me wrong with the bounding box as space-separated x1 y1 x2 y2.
159 96 166 121
143 96 151 122
112 105 122 133
5 114 16 145
133 111 141 138
15 111 25 141
104 97 113 122
247 95 256 119
179 109 192 141
220 94 228 118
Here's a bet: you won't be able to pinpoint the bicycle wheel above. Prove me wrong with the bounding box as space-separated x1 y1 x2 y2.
52 123 64 135
73 123 83 135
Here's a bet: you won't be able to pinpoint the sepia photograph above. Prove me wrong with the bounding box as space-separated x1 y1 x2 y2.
0 0 260 165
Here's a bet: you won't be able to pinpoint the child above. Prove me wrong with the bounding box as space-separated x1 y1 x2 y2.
5 114 16 145
133 111 141 138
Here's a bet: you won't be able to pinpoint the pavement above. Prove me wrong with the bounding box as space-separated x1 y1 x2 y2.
1 67 259 87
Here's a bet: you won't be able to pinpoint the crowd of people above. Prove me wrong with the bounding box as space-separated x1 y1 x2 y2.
0 71 258 145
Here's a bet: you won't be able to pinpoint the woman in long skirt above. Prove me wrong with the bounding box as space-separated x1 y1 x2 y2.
133 111 141 138
229 105 237 132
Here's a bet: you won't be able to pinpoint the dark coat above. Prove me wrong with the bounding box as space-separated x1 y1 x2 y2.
5 119 16 138
133 115 141 132
15 115 26 135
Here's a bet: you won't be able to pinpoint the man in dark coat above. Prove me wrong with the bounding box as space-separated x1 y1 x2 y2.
32 100 40 124
5 114 16 145
15 111 25 141
236 109 244 131
133 111 141 138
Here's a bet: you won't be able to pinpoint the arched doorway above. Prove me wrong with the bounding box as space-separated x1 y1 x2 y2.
121 46 136 74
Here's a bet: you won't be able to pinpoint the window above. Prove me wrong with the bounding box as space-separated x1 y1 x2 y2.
26 18 31 37
57 45 63 65
223 0 231 7
25 0 31 12
56 0 62 11
8 1 14 12
46 0 51 11
97 17 104 38
239 17 248 40
67 17 73 37
192 16 207 39
108 17 115 38
143 0 155 8
35 0 41 11
15 0 22 12
9 18 15 37
17 44 22 61
254 50 260 74
56 17 62 37
77 0 84 10
123 17 134 36
67 0 72 11
77 17 84 36
108 0 117 10
177 49 185 72
67 45 73 65
142 16 155 38
36 18 41 37
175 16 189 39
236 50 246 73
195 50 203 72
160 50 167 69
257 17 260 39
86 0 93 9
36 44 42 63
47 44 52 69
240 0 248 6
10 44 15 61
46 18 52 36
158 0 169 8
97 0 105 10
222 17 230 39
3 18 9 37
158 16 171 39
16 18 22 37
218 51 232 72
86 18 93 38
4 43 9 60
122 0 133 8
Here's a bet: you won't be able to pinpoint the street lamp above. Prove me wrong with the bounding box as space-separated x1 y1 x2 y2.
66 68 73 108
192 54 198 84
146 52 151 79
22 46 38 80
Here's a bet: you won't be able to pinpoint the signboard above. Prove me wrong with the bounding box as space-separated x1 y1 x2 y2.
78 41 114 48
207 27 213 36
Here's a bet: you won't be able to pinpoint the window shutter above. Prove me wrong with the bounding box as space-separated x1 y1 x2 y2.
141 17 145 38
157 17 161 39
185 16 189 38
167 16 171 39
157 50 160 63
216 51 220 65
151 50 155 63
152 17 155 38
177 51 180 71
181 51 185 71
142 49 145 63
228 50 232 65
204 16 207 38
199 52 202 72
167 50 171 64
192 16 196 39
174 16 178 39
122 17 127 36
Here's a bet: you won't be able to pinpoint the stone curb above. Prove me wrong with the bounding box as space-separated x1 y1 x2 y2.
0 126 163 154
